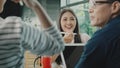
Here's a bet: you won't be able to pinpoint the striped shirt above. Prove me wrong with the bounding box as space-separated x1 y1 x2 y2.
0 16 64 68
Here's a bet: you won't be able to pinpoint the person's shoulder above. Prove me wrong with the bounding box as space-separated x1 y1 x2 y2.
5 16 22 22
3 16 23 27
1 16 22 29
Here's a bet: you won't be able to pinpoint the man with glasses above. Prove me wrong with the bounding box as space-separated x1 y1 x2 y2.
75 0 120 68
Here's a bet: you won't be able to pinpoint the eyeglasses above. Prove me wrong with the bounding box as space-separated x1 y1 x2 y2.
89 0 113 8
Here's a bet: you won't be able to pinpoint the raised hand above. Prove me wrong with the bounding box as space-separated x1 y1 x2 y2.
63 32 74 43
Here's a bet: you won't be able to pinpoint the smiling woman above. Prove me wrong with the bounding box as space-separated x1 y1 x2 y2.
51 8 90 68
58 8 90 43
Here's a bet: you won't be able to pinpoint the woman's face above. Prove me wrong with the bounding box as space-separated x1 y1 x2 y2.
0 0 7 13
60 11 76 33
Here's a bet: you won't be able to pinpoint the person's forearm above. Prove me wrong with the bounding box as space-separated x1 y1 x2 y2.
51 54 59 62
31 2 52 28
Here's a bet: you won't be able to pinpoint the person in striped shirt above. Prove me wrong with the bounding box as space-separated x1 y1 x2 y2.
0 0 65 68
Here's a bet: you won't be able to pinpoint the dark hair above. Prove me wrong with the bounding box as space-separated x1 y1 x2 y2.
107 0 120 2
0 0 23 18
58 8 82 43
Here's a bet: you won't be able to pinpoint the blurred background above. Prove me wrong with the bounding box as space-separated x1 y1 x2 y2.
0 0 97 36
0 0 97 68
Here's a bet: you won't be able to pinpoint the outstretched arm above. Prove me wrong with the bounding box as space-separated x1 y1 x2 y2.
21 0 65 56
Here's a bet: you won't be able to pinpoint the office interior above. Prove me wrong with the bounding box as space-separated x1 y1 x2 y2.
0 0 97 68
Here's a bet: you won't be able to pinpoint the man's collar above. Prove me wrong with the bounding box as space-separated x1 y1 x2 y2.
104 15 120 28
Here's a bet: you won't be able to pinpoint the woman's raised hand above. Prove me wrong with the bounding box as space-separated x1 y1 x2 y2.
63 32 74 43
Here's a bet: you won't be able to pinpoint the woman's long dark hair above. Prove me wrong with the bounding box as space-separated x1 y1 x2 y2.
58 8 82 43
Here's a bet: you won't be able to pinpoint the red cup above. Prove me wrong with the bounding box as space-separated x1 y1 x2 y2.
41 56 51 68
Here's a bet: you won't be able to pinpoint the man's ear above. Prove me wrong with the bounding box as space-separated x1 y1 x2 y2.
111 1 120 15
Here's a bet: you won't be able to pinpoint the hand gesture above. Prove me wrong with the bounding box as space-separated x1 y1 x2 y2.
63 32 74 43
